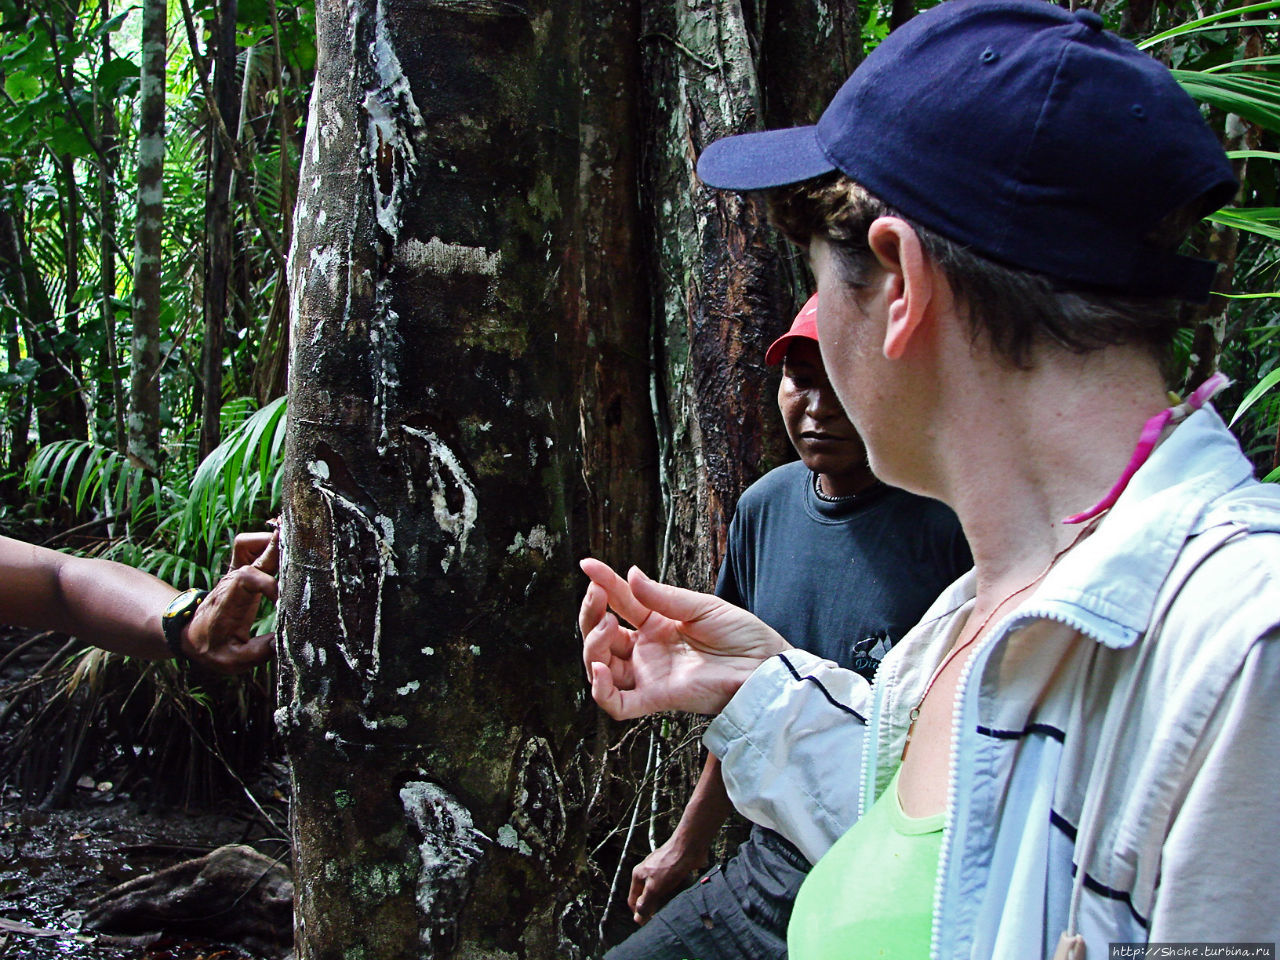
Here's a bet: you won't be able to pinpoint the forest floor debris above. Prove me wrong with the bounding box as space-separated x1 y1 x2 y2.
0 792 287 960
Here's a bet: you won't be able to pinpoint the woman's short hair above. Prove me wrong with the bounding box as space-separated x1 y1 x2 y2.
767 173 1202 371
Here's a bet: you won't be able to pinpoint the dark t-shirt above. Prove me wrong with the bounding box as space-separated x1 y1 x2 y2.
712 460 971 930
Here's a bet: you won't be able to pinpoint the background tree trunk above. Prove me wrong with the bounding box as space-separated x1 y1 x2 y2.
279 1 859 956
129 0 166 474
199 0 241 461
98 0 125 453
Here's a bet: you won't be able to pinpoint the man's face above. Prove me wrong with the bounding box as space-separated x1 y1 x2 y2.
778 338 869 481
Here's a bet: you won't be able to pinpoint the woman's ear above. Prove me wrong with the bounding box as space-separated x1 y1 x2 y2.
867 217 934 360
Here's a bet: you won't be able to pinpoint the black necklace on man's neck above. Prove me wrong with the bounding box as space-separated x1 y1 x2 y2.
813 472 881 503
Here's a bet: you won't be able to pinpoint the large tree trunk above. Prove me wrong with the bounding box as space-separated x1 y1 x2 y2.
129 0 166 474
281 1 657 956
280 2 859 956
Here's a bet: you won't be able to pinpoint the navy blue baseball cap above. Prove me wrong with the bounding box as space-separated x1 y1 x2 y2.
696 0 1238 301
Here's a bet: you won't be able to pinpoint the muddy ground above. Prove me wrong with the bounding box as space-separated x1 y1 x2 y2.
1 624 289 960
0 793 285 960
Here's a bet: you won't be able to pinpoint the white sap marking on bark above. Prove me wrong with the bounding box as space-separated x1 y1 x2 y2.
361 0 424 241
507 524 556 558
396 237 502 278
311 477 397 679
399 781 488 940
401 425 477 573
308 459 331 480
137 136 165 165
370 302 401 455
496 823 532 856
138 183 163 206
288 86 324 364
319 100 345 155
815 1 835 37
310 247 337 281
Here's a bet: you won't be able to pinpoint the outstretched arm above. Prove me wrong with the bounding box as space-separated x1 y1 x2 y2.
578 557 790 719
0 530 278 674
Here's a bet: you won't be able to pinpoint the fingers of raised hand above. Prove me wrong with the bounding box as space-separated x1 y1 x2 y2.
590 660 653 721
230 528 280 575
229 563 279 603
628 566 717 627
579 557 651 629
582 609 633 683
579 581 607 641
199 632 275 676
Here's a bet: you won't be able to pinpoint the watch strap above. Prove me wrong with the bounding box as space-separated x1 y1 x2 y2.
162 588 209 663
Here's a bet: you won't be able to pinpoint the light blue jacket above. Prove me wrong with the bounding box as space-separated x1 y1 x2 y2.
706 408 1280 958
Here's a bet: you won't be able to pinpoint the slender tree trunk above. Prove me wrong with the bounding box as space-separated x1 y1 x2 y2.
251 0 296 405
98 3 125 453
199 0 240 461
639 0 822 591
0 208 33 484
129 0 166 473
58 153 84 403
16 210 82 446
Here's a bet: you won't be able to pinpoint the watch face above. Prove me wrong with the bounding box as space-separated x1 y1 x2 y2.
164 588 204 619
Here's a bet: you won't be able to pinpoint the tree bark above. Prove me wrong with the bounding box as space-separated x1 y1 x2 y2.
281 2 861 956
0 208 33 484
281 1 655 956
199 0 241 461
98 0 125 453
129 0 166 474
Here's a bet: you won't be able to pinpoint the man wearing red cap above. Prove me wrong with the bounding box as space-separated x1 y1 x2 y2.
603 296 968 960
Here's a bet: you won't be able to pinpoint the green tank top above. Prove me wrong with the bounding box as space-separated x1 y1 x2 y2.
788 765 943 959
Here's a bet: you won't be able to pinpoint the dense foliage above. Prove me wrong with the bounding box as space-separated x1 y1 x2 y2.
0 0 309 805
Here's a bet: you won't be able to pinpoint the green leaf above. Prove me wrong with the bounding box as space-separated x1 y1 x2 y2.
1227 150 1280 162
1207 55 1280 73
1231 369 1280 427
1139 2 1280 49
1171 71 1280 133
4 70 42 102
47 123 93 158
93 8 132 36
97 56 140 94
1208 208 1280 242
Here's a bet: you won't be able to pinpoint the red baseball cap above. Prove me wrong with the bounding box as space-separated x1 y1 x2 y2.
765 294 818 366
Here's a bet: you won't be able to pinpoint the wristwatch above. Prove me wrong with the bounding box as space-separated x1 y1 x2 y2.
162 588 209 663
